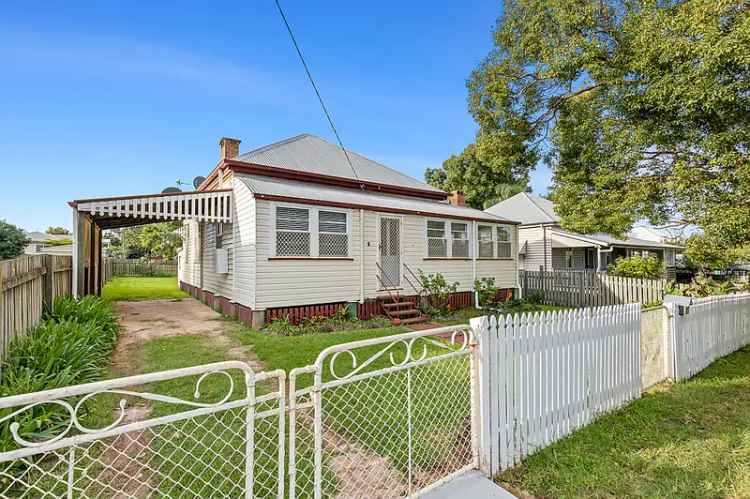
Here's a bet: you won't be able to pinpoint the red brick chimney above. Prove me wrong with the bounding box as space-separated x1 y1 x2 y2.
448 191 466 207
219 137 241 160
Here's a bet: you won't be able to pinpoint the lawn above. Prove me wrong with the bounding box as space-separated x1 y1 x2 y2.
497 345 750 498
102 276 187 301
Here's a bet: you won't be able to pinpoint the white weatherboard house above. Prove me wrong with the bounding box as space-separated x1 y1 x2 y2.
70 134 520 327
485 192 682 278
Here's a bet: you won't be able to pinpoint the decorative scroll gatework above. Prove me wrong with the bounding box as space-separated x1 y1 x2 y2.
317 325 474 381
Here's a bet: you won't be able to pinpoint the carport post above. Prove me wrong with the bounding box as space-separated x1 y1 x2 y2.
72 207 86 298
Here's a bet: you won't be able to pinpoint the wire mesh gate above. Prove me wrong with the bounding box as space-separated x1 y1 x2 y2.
289 325 479 498
0 326 479 498
0 361 285 498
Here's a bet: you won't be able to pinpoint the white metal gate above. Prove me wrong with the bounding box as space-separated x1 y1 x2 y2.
0 326 479 498
379 216 401 288
0 361 285 498
289 325 479 498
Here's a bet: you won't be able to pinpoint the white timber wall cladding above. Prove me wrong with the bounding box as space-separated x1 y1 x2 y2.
232 177 256 309
254 199 361 309
673 293 750 381
518 225 552 271
201 221 234 299
472 304 641 474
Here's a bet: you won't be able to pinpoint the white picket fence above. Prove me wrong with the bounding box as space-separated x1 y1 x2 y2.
672 293 750 380
472 304 642 473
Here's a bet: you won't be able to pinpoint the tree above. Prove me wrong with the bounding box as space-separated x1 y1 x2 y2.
468 0 749 248
113 222 182 261
0 220 28 260
425 143 531 209
683 234 741 271
46 227 70 235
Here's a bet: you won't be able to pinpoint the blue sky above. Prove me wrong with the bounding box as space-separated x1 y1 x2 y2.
0 1 552 232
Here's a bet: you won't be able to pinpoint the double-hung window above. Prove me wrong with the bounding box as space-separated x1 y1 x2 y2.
478 225 494 258
427 220 448 257
319 210 348 257
496 226 512 259
275 205 349 257
276 206 311 256
477 224 513 259
451 222 469 258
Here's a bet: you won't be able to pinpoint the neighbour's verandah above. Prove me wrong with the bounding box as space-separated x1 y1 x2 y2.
68 189 232 297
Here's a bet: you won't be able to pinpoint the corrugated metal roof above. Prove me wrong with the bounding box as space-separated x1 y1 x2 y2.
485 192 559 224
551 227 683 249
239 174 518 223
236 134 444 194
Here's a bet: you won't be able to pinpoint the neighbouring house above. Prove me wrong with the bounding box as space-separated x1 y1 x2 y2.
69 134 521 327
485 192 682 278
24 231 72 255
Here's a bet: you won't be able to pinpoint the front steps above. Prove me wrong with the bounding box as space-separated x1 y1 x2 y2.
382 300 428 326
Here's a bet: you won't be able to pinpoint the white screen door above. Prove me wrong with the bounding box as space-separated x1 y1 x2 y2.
379 216 401 287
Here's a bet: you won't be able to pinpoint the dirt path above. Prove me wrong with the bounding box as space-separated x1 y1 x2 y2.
95 297 263 497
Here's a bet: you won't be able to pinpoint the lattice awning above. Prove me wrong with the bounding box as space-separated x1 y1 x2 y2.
72 190 232 228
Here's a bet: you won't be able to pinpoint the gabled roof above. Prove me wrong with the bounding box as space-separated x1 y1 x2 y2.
239 175 519 224
235 134 444 195
484 192 559 225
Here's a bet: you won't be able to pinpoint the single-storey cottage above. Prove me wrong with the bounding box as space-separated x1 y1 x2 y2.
70 134 521 327
485 192 682 278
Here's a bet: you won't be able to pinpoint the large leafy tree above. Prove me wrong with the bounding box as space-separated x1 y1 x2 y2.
468 0 749 250
112 222 181 261
426 144 530 209
0 220 28 260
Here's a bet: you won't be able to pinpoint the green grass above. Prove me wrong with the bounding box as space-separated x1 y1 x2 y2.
102 276 187 301
497 345 750 499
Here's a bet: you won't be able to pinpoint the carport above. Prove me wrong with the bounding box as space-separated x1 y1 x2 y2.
68 189 232 297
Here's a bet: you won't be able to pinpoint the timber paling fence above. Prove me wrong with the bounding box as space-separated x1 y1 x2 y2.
673 293 750 380
520 269 666 307
103 258 177 283
0 254 72 362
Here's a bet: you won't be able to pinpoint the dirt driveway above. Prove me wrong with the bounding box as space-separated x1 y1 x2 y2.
112 297 262 374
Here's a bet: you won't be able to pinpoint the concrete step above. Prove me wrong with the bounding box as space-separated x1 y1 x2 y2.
420 471 517 499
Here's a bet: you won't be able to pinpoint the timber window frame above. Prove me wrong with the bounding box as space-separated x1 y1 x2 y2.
425 219 471 259
272 203 351 258
477 223 514 259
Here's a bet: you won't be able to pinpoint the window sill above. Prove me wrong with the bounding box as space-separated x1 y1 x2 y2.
268 257 354 261
477 258 514 261
423 257 471 261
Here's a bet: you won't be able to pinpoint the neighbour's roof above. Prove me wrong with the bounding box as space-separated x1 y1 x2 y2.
551 227 683 250
238 175 519 224
235 134 444 194
484 192 559 225
25 232 70 242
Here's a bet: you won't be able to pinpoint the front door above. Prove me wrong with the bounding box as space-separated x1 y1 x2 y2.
379 216 401 288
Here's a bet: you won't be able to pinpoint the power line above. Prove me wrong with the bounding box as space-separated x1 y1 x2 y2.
274 0 362 185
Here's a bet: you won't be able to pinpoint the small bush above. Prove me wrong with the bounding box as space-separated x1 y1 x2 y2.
419 271 459 315
474 277 500 307
608 255 663 279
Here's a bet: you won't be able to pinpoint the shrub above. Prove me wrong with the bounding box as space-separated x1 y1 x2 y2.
0 296 119 453
608 255 663 279
474 277 500 307
418 271 459 314
665 273 746 298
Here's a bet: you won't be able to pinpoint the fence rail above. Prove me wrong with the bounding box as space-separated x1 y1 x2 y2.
104 258 177 282
673 293 750 380
520 269 666 307
473 304 642 473
0 254 72 362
